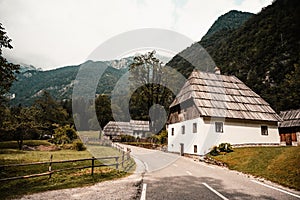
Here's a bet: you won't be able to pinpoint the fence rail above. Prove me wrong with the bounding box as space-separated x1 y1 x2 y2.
0 144 131 182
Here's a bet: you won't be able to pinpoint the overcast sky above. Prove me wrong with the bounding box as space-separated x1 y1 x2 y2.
0 0 273 70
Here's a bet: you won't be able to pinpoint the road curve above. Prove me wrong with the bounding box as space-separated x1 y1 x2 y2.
125 144 300 200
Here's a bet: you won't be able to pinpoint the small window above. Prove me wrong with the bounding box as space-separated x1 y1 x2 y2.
194 145 197 153
193 123 197 133
181 125 185 134
215 122 223 133
171 128 174 136
261 126 268 135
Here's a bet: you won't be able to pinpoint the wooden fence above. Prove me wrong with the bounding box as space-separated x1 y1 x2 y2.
0 144 131 182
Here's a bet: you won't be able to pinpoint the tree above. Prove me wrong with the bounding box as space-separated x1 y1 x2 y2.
8 105 40 150
129 51 174 133
34 91 68 134
0 23 20 106
95 94 113 128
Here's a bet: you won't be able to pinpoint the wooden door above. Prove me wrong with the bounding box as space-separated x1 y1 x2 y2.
286 134 292 145
180 143 184 156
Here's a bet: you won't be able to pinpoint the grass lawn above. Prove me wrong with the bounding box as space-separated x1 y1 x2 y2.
0 140 136 199
210 146 300 190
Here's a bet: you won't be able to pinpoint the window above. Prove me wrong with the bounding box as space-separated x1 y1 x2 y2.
194 145 197 153
193 123 197 133
215 122 223 133
181 125 185 134
171 128 174 136
261 126 268 135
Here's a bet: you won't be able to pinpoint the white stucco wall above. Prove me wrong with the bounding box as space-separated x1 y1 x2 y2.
168 117 280 155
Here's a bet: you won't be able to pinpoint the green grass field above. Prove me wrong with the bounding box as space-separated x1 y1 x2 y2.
0 139 136 199
211 146 300 190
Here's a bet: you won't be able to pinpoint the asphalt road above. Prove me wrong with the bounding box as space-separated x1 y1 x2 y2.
125 145 300 200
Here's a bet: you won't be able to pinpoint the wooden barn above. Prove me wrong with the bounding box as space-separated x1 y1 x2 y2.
279 109 300 146
103 120 149 140
167 69 281 156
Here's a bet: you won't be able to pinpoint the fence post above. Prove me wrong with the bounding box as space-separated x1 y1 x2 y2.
115 157 119 170
122 151 125 168
91 157 95 176
49 154 53 179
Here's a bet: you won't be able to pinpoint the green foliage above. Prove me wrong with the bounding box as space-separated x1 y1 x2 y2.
95 94 114 128
218 143 233 153
34 91 69 127
72 139 86 151
209 146 220 156
150 130 168 145
129 51 175 132
51 125 78 145
209 143 234 156
0 23 20 105
120 135 136 142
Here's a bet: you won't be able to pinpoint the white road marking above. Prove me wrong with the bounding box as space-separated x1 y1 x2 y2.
173 164 178 167
251 180 300 199
143 161 149 172
202 183 229 200
186 171 192 175
140 183 147 200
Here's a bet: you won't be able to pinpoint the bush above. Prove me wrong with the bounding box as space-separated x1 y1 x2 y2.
72 139 86 151
120 135 136 142
218 143 233 153
209 146 220 156
209 143 233 156
50 125 77 145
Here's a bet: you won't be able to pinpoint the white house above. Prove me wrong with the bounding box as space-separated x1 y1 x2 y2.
167 69 281 155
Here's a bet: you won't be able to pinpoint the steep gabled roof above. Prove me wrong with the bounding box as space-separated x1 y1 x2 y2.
170 70 281 122
103 120 150 136
130 120 150 131
103 121 132 136
279 109 300 127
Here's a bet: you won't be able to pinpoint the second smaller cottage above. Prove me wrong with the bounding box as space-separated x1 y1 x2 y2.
103 120 150 140
279 109 300 146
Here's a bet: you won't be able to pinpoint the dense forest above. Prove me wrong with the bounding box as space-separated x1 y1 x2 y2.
167 0 300 112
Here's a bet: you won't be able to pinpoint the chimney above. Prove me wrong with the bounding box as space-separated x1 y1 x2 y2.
214 67 221 75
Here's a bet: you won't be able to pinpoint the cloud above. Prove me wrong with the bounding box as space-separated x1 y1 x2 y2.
0 0 273 70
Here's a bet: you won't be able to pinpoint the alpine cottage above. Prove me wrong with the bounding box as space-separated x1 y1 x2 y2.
167 69 281 155
279 109 300 146
103 120 149 140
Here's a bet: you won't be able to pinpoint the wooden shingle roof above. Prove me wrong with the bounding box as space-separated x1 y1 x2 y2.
103 121 132 136
279 109 300 127
103 120 149 136
170 70 281 122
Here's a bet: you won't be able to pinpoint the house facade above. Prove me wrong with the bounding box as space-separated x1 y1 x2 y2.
167 69 281 156
279 109 300 146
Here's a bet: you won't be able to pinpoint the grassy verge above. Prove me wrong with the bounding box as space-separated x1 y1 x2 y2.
210 146 300 190
0 140 136 199
0 140 52 149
